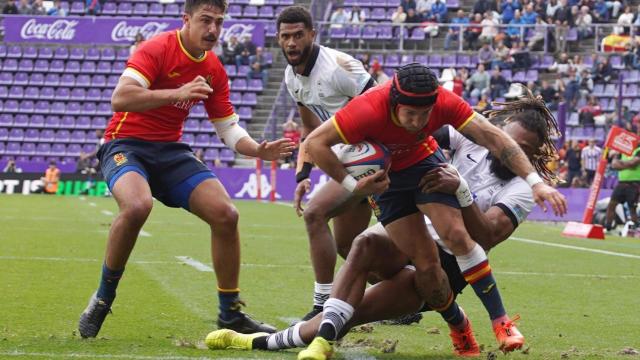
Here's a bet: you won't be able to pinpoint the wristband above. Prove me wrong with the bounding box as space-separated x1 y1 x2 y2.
341 175 357 193
455 176 474 207
296 162 313 183
525 172 544 187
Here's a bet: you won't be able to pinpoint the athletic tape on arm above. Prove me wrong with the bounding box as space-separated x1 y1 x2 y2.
212 115 249 152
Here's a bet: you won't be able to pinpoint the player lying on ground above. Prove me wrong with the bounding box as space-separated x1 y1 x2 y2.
78 0 294 338
276 6 383 322
205 86 562 358
306 65 566 354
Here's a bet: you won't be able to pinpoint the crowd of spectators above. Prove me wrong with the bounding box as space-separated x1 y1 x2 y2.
220 35 271 86
2 0 109 16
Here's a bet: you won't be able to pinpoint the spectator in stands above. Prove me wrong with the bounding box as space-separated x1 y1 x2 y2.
623 42 640 70
359 53 371 72
247 47 270 86
575 5 593 39
416 0 434 20
522 3 539 23
538 79 559 109
480 11 499 43
466 63 490 98
31 0 46 15
492 41 510 64
634 5 640 27
594 56 614 82
510 41 530 69
3 0 18 14
47 0 67 16
405 8 421 27
546 0 561 20
506 10 524 46
473 0 497 16
553 0 574 52
370 60 390 83
36 161 61 195
235 35 256 68
489 67 508 99
501 0 520 24
563 70 581 109
473 93 493 112
593 0 610 22
615 6 634 34
86 0 103 15
3 158 22 173
528 17 549 50
550 52 572 74
581 139 602 183
444 10 469 50
578 68 594 99
579 95 602 126
348 6 366 23
401 0 417 12
477 41 495 67
429 0 448 22
572 54 587 73
17 0 31 14
565 140 583 186
222 35 240 65
391 6 407 23
329 6 348 28
130 33 145 55
465 13 483 49
282 119 300 167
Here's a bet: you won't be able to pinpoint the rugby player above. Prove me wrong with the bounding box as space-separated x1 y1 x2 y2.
77 0 294 338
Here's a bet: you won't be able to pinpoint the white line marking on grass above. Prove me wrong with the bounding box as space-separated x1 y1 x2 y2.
278 316 300 324
139 229 152 237
79 196 86 201
101 210 114 216
510 236 640 260
175 256 213 272
495 271 639 279
88 202 97 207
0 351 255 360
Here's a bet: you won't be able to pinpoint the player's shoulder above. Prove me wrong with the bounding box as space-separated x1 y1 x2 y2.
501 176 533 199
436 86 467 106
284 65 295 84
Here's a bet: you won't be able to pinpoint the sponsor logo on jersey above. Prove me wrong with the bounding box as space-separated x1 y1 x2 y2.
168 71 181 78
113 153 128 166
367 196 381 217
466 153 478 163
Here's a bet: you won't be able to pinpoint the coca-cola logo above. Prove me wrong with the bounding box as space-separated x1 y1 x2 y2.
111 21 171 42
20 18 78 40
221 23 255 42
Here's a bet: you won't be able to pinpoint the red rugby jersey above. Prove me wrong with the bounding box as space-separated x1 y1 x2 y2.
105 30 235 142
333 81 474 171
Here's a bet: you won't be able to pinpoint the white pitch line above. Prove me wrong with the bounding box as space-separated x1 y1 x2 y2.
175 256 213 272
139 229 152 237
88 202 97 207
101 210 114 216
510 236 640 260
0 351 254 360
495 271 639 279
79 196 86 201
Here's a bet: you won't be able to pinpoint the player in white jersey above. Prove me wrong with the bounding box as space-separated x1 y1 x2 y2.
205 85 561 358
276 6 378 321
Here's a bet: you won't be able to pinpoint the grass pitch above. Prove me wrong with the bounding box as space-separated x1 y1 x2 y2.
1 194 639 359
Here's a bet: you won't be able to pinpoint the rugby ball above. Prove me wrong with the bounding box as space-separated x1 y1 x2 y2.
334 140 391 180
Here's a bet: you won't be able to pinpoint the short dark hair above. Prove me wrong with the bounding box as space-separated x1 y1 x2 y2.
184 0 227 14
277 6 313 31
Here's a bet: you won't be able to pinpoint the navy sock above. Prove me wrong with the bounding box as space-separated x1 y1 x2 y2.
438 300 466 328
96 263 124 304
317 322 337 341
467 272 506 320
218 290 242 321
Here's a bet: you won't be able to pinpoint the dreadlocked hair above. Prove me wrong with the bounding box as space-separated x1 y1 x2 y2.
485 84 561 184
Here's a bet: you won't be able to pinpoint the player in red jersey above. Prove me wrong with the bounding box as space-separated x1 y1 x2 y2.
299 64 567 359
78 0 293 338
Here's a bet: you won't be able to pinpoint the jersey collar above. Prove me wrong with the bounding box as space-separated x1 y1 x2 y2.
176 30 208 63
300 44 320 77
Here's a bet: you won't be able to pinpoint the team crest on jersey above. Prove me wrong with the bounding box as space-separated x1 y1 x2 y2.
113 153 128 166
367 196 381 217
205 75 213 88
416 132 426 142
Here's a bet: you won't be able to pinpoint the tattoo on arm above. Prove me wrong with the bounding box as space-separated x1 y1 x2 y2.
500 145 531 173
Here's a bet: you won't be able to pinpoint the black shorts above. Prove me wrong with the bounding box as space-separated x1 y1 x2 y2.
370 149 460 226
419 245 467 312
98 138 216 210
611 181 640 207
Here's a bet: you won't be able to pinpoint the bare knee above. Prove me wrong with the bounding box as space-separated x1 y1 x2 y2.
303 203 328 227
120 197 153 225
440 225 474 255
209 203 239 229
346 234 378 270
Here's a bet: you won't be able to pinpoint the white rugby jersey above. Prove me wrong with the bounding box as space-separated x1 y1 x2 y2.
427 125 535 253
284 45 373 122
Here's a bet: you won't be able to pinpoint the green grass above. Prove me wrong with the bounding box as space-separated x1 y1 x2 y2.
1 195 639 359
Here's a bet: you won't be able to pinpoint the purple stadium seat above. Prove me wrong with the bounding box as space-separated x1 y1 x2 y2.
237 106 252 119
248 79 263 92
91 75 107 88
412 54 426 66
85 48 100 61
56 130 71 143
86 88 101 101
378 26 393 40
21 143 36 156
526 70 538 82
23 46 37 59
604 84 617 96
0 129 8 142
83 144 97 154
133 3 148 16
345 25 361 40
30 115 45 128
243 6 258 17
38 47 53 59
101 48 116 61
112 62 125 74
53 47 69 60
231 79 247 91
40 131 55 146
59 74 75 87
149 3 163 16
97 103 112 116
71 88 86 101
237 65 250 77
370 8 386 20
442 54 456 68
228 4 242 16
6 143 20 155
102 2 117 15
76 74 91 87
632 99 640 110
51 144 66 156
501 69 512 81
20 100 35 114
70 47 84 60
34 59 49 73
9 129 25 141
81 61 97 73
82 103 97 115
428 55 443 68
229 92 242 104
3 59 18 72
117 3 133 15
279 0 294 5
45 117 61 130
69 1 84 15
190 105 205 118
0 45 6 58
265 23 277 37
92 117 107 129
0 86 7 99
50 102 66 114
210 136 223 148
512 71 526 82
165 3 180 15
0 114 12 127
258 6 274 18
204 148 219 161
65 61 81 73
242 92 257 105
67 144 83 157
34 101 49 114
13 114 29 127
93 61 110 74
116 48 130 61
182 133 195 145
71 130 86 143
4 100 18 113
101 89 113 101
220 149 235 162
14 73 28 86
361 25 377 40
55 87 70 100
8 86 24 99
36 143 51 156
195 134 211 147
24 129 40 142
50 60 65 73
107 75 119 88
184 119 200 132
225 65 237 77
0 73 12 85
625 84 638 97
7 45 22 58
29 73 44 86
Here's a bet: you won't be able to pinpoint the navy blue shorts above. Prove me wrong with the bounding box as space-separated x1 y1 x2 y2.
98 139 216 210
371 149 460 226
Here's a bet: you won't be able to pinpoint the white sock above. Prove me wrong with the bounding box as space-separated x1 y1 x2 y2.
455 243 487 272
313 282 332 307
319 298 354 340
266 322 306 350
